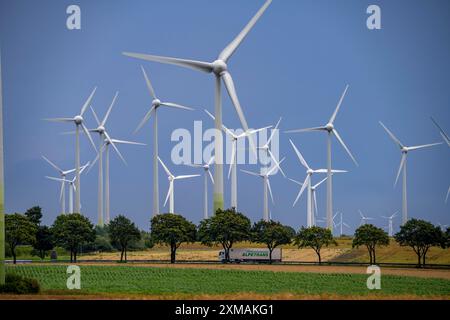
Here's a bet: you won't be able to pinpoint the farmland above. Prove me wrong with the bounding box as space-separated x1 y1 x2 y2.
5 264 450 299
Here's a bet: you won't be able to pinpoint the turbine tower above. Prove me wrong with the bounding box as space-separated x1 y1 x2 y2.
42 156 76 214
134 66 194 218
379 122 442 225
289 139 346 227
89 92 119 226
45 88 98 213
123 0 273 213
381 211 398 237
158 157 200 214
205 109 271 210
186 155 215 219
359 210 374 226
0 50 5 285
286 85 358 231
241 158 286 222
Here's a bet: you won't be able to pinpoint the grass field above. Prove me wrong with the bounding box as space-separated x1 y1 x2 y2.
5 264 450 299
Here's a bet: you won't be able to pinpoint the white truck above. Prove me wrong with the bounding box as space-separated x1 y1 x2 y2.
218 248 282 263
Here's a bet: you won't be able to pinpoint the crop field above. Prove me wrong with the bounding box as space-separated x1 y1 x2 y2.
5 264 450 299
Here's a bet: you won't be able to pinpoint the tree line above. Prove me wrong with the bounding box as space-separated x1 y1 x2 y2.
4 207 450 267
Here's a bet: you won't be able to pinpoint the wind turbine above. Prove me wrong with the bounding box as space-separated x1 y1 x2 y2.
89 92 119 226
289 139 346 227
258 117 285 175
334 212 350 237
45 87 98 213
185 155 215 219
1 51 5 285
46 162 90 214
205 109 271 210
286 85 358 231
134 66 194 218
430 117 450 203
379 122 442 225
310 176 329 225
158 157 200 214
241 158 286 222
123 0 273 213
42 156 76 214
359 209 374 226
381 211 398 237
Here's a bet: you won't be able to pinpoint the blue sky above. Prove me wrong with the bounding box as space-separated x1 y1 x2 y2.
0 0 449 233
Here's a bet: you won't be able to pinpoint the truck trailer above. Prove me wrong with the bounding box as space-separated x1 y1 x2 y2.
218 248 282 263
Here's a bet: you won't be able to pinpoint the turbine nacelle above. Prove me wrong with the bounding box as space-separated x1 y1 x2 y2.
326 123 334 132
307 169 314 175
152 99 161 108
96 126 106 134
212 59 228 76
401 147 408 153
74 115 83 125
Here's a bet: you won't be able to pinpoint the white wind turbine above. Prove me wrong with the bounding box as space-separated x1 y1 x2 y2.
379 122 442 225
258 117 285 175
286 85 358 231
123 0 273 213
158 157 200 214
430 117 450 203
335 212 350 237
45 88 98 213
46 162 90 214
359 209 375 226
134 66 194 218
205 109 271 210
42 156 76 214
381 211 398 237
186 155 215 219
89 92 119 226
289 139 346 227
241 158 286 222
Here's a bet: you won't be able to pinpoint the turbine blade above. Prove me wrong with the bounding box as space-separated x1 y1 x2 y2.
313 176 328 189
42 155 63 174
313 191 318 215
247 125 272 136
105 132 127 165
110 139 146 146
174 174 200 180
158 157 172 177
208 170 215 184
293 175 309 207
221 71 249 132
219 0 273 62
333 129 358 166
228 141 236 180
343 223 350 228
160 102 194 111
59 181 64 202
44 118 74 123
394 153 406 187
268 149 286 177
241 169 260 177
80 87 98 116
45 176 66 182
407 142 442 151
267 157 286 176
431 116 450 146
90 106 101 126
81 124 98 152
164 183 172 207
267 178 274 204
207 155 215 166
446 186 450 204
329 84 349 124
122 52 213 73
266 117 282 146
285 126 327 134
134 106 155 134
140 65 157 99
289 139 310 170
288 178 303 186
379 121 403 148
101 91 119 126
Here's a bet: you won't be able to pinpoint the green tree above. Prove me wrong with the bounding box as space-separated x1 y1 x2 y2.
151 213 196 263
32 226 54 260
24 206 43 226
5 213 37 264
394 219 443 267
353 224 389 264
294 226 336 264
51 213 95 262
198 208 251 262
444 227 450 249
251 220 294 263
108 215 141 262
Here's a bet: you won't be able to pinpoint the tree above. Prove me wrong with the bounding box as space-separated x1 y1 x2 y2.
251 220 294 263
5 213 37 264
32 226 54 260
108 215 141 262
24 206 43 226
294 226 336 264
51 213 95 262
444 227 450 249
198 208 251 262
151 213 196 263
353 224 389 265
394 219 443 267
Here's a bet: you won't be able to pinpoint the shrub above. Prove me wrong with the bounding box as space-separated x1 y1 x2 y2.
0 273 40 294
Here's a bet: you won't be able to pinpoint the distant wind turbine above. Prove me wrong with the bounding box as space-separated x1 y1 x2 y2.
359 209 375 226
379 122 442 224
286 85 358 231
45 88 98 213
258 117 285 176
430 117 450 204
335 212 350 237
186 155 215 219
123 0 273 213
381 211 398 237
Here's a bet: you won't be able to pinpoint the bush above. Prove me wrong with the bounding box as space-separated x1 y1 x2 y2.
0 273 40 294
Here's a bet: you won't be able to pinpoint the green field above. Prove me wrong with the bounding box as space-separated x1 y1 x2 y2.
5 265 450 298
